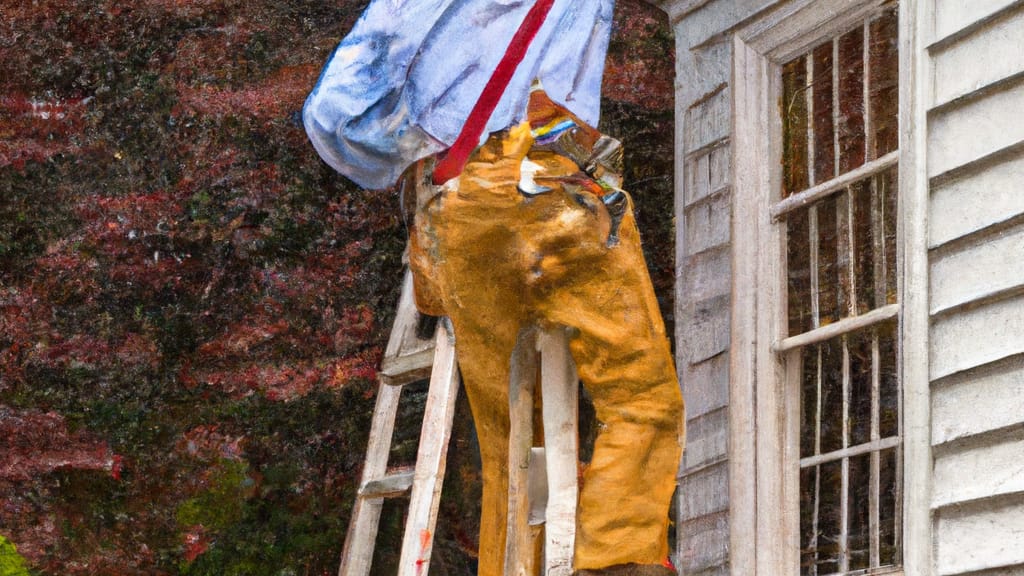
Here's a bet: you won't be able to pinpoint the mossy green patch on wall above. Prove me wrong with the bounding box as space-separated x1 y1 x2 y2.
176 460 253 531
0 535 30 576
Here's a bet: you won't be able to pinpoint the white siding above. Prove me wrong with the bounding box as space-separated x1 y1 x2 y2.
928 2 1024 575
930 293 1024 381
931 7 1024 106
931 355 1024 444
933 0 1021 41
664 0 1024 574
677 511 730 574
932 434 1024 508
929 149 1024 248
929 224 1024 314
935 497 1024 575
665 2 748 572
927 80 1024 178
683 407 728 470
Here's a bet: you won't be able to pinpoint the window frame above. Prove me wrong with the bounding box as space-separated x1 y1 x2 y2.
727 0 932 574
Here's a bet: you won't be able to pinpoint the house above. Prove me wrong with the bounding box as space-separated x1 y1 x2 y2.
651 0 1024 574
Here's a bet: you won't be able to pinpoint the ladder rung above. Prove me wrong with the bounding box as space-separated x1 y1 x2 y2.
359 467 416 499
379 348 435 386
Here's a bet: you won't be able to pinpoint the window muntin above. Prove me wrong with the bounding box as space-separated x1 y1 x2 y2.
776 5 902 576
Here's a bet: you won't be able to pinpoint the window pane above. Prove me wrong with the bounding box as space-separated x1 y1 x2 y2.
880 166 898 306
818 459 844 574
783 56 811 197
786 8 900 576
879 447 899 566
879 321 899 439
836 190 853 317
812 42 836 183
869 8 899 158
852 179 876 315
849 329 872 447
801 346 821 458
801 465 822 575
838 26 866 173
848 453 871 571
789 207 813 335
820 336 844 455
816 196 842 325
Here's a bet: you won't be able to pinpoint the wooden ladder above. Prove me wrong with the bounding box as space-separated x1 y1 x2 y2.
338 270 580 576
505 326 580 576
338 269 460 576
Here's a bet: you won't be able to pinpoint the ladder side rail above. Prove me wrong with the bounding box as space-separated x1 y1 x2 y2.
380 271 435 386
504 327 541 576
396 321 461 576
539 327 579 576
338 381 405 576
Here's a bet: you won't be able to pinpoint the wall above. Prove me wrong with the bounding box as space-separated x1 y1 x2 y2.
656 1 775 573
926 1 1024 574
660 0 1024 575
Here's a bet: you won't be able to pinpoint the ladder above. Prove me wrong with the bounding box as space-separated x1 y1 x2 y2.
338 271 580 576
338 269 460 576
505 326 580 576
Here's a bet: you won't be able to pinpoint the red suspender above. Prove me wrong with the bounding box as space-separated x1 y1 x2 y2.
430 0 555 185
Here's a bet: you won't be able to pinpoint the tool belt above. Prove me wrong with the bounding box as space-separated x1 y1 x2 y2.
403 89 631 318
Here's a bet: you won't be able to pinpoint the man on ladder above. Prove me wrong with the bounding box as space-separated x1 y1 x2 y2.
303 1 685 575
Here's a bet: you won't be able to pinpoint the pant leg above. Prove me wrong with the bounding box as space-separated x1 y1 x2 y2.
417 127 683 572
521 191 684 570
414 136 530 576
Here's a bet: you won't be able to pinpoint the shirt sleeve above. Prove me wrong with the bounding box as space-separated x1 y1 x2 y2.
304 0 615 190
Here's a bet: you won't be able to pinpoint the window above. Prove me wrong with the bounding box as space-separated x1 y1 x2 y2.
775 7 903 574
730 1 913 574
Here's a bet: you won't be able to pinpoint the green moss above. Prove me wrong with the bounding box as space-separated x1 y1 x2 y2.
0 535 30 576
177 460 252 531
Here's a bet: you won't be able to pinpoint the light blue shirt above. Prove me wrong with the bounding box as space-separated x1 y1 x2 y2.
303 0 615 189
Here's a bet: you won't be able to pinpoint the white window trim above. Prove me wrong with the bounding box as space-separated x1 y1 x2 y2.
727 0 933 574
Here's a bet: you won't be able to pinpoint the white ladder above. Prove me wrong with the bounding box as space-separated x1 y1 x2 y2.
338 270 460 576
338 271 580 576
505 326 580 576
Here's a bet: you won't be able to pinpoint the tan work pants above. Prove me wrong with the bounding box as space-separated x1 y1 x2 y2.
410 124 684 575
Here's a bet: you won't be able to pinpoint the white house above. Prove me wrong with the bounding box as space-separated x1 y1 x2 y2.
652 0 1024 574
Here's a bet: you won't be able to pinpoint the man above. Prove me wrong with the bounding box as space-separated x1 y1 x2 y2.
304 2 684 575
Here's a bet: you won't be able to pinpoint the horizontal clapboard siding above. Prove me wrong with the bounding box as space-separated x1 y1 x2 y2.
928 1 1024 575
930 4 1024 106
933 0 1021 41
929 293 1024 380
927 79 1024 179
954 568 1024 576
931 354 1024 445
932 432 1024 508
929 148 1024 248
935 494 1024 575
929 223 1024 315
670 16 736 574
